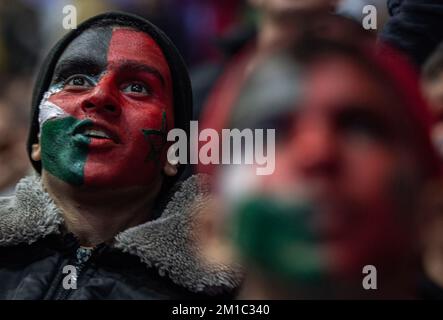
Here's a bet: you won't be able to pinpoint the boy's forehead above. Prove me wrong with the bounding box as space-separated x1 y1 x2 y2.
107 28 170 76
55 26 112 71
303 57 397 112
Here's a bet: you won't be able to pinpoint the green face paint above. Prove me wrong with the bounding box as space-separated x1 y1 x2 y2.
41 117 92 186
230 196 326 284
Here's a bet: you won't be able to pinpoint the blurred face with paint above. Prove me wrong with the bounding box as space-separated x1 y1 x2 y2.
267 55 419 279
31 26 174 189
219 44 436 298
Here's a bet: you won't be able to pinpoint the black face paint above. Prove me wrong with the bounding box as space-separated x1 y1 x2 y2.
51 27 113 86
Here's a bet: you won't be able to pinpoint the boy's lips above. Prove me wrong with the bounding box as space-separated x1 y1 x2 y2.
72 120 121 145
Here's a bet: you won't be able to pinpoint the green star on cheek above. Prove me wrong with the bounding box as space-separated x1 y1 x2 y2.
141 111 168 165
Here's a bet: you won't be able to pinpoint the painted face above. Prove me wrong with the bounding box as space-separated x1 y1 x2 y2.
271 56 419 279
38 26 174 188
232 56 420 285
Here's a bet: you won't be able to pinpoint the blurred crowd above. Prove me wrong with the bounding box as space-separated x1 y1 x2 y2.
2 0 443 299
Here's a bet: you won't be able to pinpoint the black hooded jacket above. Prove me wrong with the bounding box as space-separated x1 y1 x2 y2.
0 175 241 299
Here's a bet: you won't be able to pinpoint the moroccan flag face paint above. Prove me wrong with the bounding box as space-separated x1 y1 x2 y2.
39 26 174 187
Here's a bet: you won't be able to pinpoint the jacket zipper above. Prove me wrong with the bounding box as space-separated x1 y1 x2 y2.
53 246 94 300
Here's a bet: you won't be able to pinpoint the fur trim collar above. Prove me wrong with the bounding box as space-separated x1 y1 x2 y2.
0 175 242 295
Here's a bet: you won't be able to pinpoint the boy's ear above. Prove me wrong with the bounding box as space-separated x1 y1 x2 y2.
163 161 178 177
31 143 41 161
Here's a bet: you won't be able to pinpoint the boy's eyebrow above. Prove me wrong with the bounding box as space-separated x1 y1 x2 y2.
52 58 167 87
110 60 166 87
53 57 103 80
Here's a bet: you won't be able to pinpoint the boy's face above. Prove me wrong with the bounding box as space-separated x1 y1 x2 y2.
35 26 174 188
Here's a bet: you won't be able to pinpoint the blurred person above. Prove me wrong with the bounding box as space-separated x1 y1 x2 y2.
423 44 443 158
0 0 41 195
177 0 245 65
0 12 240 300
194 0 443 128
416 45 443 299
196 0 339 173
0 83 31 196
200 19 440 299
0 0 41 75
416 183 443 299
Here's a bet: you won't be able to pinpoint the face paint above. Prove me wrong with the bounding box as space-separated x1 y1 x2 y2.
38 84 65 128
142 110 168 164
289 57 414 280
227 56 417 287
39 26 174 187
231 195 327 284
39 83 92 185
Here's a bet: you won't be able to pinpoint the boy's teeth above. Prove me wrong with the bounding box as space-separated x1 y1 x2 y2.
83 129 110 139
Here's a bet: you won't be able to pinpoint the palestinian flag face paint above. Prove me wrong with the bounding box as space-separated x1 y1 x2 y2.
227 57 419 288
39 26 174 187
231 195 327 285
231 166 413 288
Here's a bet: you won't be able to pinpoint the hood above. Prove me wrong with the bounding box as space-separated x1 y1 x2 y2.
0 174 243 295
27 12 193 187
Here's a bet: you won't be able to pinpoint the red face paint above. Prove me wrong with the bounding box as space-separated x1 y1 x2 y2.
45 28 174 188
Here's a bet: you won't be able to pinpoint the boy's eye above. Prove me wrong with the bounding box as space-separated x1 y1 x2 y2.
65 75 93 88
121 83 150 95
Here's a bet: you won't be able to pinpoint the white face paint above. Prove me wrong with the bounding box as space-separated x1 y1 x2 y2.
218 164 261 217
38 85 68 129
